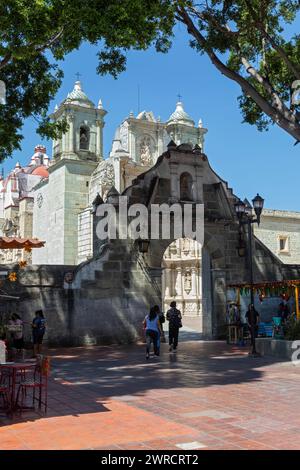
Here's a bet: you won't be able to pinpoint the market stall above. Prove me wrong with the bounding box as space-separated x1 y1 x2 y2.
229 279 300 321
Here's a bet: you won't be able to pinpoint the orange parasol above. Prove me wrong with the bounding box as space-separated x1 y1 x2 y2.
0 237 45 249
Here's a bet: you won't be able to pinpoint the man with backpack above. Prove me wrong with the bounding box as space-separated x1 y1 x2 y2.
166 301 182 352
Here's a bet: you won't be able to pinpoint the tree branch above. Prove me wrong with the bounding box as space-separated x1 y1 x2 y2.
241 56 295 122
34 28 64 53
189 6 240 39
243 0 300 79
176 5 300 141
0 53 12 70
0 28 63 72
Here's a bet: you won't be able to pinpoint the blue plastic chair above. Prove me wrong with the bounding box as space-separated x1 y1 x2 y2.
272 317 284 339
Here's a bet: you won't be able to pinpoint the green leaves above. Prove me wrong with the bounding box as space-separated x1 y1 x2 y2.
0 0 175 161
1 0 300 160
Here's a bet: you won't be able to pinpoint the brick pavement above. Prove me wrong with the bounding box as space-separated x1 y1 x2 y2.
1 337 300 450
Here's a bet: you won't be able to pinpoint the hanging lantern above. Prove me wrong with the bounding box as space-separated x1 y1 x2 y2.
281 292 290 302
8 272 17 282
24 246 32 253
18 260 27 268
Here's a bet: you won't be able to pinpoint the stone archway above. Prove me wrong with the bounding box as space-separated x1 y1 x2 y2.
144 227 226 339
162 238 202 323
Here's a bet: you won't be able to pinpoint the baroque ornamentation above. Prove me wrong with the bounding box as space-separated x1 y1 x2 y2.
2 217 19 237
97 160 115 188
139 136 153 166
184 270 192 294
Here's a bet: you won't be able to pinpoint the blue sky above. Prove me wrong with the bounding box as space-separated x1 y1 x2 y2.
4 26 300 211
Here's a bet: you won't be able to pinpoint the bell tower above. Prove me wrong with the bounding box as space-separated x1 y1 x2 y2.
166 101 207 150
33 80 107 266
51 81 107 162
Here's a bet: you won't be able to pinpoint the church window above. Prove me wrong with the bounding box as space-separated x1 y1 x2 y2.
278 236 289 253
80 126 90 150
180 172 193 201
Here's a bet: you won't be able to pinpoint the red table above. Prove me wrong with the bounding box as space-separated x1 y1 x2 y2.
0 362 35 413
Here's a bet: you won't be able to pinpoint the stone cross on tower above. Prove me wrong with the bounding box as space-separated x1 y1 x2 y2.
75 72 82 81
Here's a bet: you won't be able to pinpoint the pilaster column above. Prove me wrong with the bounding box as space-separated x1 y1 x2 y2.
191 267 197 297
194 166 204 202
96 119 104 159
175 266 183 297
164 267 172 298
169 162 179 203
68 114 74 154
129 124 136 161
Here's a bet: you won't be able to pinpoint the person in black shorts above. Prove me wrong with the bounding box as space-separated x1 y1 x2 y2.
32 310 46 357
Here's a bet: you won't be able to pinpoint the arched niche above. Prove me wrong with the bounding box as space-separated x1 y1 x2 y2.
79 125 90 150
180 172 193 201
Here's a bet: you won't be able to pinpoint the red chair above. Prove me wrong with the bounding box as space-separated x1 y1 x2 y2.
16 355 50 413
0 370 11 412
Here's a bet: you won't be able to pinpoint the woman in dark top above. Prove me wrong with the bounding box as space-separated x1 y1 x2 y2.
32 310 46 357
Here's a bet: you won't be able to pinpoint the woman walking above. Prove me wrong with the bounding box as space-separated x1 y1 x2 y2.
143 305 162 360
32 310 46 357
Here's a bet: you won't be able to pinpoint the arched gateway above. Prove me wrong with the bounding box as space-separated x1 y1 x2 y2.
68 141 296 345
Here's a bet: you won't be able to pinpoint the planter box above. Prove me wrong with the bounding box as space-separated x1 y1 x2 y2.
256 338 295 360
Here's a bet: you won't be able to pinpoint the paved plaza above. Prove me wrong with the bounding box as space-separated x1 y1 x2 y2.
1 328 300 450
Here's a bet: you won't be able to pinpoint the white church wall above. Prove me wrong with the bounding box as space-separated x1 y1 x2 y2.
78 208 93 263
32 182 50 264
255 210 300 264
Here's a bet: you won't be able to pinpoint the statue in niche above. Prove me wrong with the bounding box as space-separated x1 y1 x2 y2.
184 271 192 294
80 126 89 150
182 238 190 255
139 136 152 166
2 217 19 237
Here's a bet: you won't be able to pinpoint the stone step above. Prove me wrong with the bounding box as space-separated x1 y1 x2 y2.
80 279 117 289
78 287 124 299
94 271 122 281
102 261 121 271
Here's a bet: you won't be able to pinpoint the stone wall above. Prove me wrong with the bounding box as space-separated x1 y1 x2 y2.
254 210 300 264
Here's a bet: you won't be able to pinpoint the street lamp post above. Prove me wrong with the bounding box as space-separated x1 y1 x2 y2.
234 194 264 356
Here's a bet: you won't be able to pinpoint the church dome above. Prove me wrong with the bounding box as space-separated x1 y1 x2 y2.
167 101 195 127
64 81 94 108
31 166 49 178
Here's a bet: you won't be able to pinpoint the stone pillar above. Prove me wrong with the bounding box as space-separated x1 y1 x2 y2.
169 162 179 203
67 114 74 153
175 266 183 312
191 267 197 297
164 268 172 298
211 268 227 338
201 248 213 337
194 166 204 202
128 124 136 162
96 119 103 160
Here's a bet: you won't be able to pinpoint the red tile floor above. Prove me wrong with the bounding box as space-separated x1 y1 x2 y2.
1 336 300 450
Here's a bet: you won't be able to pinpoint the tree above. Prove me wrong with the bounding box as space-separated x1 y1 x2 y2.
98 0 300 144
174 0 300 144
0 0 174 161
1 1 300 162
